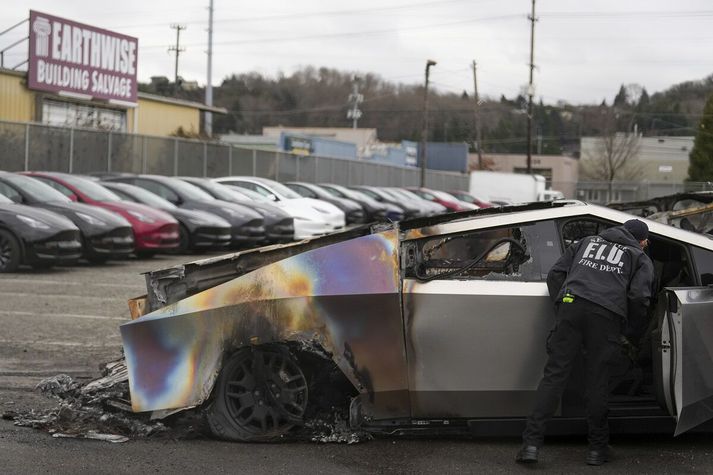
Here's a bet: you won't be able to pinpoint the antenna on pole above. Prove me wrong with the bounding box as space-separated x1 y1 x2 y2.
205 0 214 136
168 24 187 97
347 76 363 129
526 0 537 174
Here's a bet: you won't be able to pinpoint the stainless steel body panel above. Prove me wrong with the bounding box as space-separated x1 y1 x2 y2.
404 280 554 417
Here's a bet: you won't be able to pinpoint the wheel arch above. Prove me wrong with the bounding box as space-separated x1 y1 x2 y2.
0 224 26 264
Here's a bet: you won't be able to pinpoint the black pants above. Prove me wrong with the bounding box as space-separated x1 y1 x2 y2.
522 298 621 450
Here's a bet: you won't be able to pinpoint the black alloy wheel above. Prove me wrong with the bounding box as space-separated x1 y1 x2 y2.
207 346 308 442
177 224 191 253
0 229 21 273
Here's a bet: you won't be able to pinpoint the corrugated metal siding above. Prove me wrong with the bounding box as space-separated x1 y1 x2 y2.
420 142 469 172
0 72 35 122
134 98 200 136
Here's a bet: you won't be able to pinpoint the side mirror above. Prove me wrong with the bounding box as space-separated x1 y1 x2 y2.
267 194 278 202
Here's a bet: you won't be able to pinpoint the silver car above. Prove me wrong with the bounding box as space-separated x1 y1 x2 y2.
121 201 713 441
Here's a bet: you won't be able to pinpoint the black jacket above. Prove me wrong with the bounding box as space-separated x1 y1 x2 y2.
547 226 654 329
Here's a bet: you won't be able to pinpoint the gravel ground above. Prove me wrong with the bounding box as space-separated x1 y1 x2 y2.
1 253 712 474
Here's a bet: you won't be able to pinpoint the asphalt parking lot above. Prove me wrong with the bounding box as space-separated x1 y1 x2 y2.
1 254 713 474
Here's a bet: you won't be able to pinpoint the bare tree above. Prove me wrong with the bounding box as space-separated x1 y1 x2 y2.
581 110 642 202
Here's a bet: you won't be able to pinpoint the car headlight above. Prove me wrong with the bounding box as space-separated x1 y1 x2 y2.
16 214 51 230
127 210 156 223
76 212 106 226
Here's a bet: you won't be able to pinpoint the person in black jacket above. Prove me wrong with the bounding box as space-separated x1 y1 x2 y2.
516 219 654 466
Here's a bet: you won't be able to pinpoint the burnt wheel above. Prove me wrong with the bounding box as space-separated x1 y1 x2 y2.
206 346 308 442
0 229 21 273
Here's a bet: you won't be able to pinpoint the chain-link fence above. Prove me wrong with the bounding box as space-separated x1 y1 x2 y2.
562 181 712 204
0 119 468 191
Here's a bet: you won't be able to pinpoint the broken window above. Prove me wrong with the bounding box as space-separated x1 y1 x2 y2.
559 218 615 249
408 221 559 281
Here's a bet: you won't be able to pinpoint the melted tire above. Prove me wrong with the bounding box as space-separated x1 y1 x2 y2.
206 346 308 442
0 229 21 273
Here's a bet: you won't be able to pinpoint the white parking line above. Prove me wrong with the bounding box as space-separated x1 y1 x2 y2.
0 339 122 348
0 278 140 289
0 310 127 321
0 292 126 301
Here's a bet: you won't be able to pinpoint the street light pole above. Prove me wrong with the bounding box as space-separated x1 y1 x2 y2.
420 59 436 188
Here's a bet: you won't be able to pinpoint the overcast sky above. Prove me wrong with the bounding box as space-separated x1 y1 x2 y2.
2 0 712 104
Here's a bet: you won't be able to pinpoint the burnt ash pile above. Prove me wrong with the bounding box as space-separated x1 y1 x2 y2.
1 357 369 444
1 359 205 443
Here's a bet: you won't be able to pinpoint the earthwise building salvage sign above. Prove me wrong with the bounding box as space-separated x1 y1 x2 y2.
28 10 138 104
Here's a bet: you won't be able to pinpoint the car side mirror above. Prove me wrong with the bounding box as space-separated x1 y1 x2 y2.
267 194 278 202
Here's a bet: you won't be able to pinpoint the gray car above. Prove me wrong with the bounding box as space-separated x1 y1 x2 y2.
120 201 713 441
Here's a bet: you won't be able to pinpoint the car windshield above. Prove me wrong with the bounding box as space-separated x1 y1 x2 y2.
59 174 123 201
395 188 423 201
224 185 271 203
454 192 475 203
255 179 302 199
431 190 460 202
110 184 177 210
188 179 240 202
0 194 11 204
5 174 70 203
163 178 215 201
414 189 436 200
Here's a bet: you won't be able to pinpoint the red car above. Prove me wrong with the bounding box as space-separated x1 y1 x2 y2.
448 190 494 208
407 187 474 212
23 172 179 256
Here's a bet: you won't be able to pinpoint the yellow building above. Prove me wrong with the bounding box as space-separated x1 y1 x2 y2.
0 68 225 137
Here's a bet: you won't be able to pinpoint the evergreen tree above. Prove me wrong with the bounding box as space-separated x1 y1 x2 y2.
688 93 713 181
637 88 650 111
613 84 628 107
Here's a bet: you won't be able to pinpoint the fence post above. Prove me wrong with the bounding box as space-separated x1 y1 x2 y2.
24 123 30 171
203 142 208 177
252 149 257 176
68 127 74 173
296 155 300 181
228 146 233 175
173 138 178 175
141 136 147 173
107 131 112 172
330 159 335 183
347 161 351 185
315 156 319 181
274 151 279 180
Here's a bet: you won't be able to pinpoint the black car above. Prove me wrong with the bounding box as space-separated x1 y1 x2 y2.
349 185 423 219
101 181 232 252
284 182 366 225
102 175 266 248
0 193 82 272
176 177 295 243
318 183 399 222
0 172 134 262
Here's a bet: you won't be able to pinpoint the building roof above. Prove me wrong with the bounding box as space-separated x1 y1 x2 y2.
137 92 227 114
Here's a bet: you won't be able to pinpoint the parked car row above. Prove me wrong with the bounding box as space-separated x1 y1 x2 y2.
0 169 489 272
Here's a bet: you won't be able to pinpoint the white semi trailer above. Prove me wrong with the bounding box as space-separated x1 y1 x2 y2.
469 171 564 204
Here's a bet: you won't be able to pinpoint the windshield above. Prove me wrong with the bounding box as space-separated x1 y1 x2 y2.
224 185 272 203
0 194 11 204
163 178 215 201
188 179 240 202
394 188 423 201
5 174 70 203
60 174 123 202
256 179 302 199
431 190 460 202
109 184 177 209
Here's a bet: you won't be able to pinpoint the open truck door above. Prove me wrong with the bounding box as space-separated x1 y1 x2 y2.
658 288 713 435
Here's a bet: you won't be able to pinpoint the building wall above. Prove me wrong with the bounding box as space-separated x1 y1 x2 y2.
133 98 201 137
481 153 579 198
0 71 35 122
580 135 692 184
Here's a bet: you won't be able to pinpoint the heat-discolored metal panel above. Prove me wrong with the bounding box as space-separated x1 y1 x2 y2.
121 229 409 417
403 279 555 418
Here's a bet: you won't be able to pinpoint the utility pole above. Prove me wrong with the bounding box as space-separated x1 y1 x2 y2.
526 0 537 174
472 60 483 170
205 0 214 136
419 59 437 188
168 24 187 97
347 76 363 129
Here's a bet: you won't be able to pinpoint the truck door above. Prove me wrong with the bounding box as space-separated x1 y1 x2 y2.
658 288 713 435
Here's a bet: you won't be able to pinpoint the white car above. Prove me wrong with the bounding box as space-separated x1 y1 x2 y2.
213 177 345 240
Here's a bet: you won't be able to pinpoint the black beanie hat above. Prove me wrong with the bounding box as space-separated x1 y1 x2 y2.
624 219 649 241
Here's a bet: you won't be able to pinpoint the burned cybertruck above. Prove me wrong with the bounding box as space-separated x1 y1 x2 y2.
122 201 713 441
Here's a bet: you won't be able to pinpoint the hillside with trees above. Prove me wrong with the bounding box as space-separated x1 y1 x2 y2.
139 67 713 155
